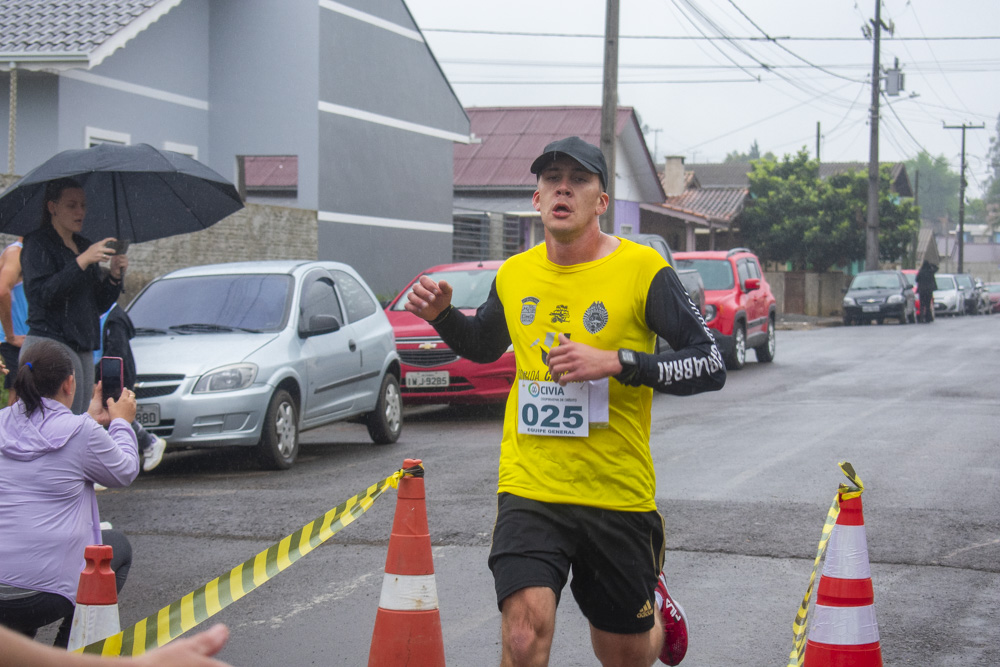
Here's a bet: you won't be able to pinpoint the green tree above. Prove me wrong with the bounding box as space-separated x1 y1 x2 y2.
724 140 775 163
903 151 960 224
742 150 919 271
986 111 1000 207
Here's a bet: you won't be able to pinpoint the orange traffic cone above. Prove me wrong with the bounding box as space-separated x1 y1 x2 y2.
368 459 445 666
803 493 883 666
67 544 121 651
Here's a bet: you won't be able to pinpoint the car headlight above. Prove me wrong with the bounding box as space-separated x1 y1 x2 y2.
887 294 904 304
843 297 857 307
193 363 258 393
704 304 717 321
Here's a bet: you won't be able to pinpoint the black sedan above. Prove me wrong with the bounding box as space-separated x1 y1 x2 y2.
842 270 916 325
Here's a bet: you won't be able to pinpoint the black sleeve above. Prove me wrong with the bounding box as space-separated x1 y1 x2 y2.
428 279 512 364
622 266 726 396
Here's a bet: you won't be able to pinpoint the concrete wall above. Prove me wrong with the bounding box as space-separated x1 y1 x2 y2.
766 271 850 317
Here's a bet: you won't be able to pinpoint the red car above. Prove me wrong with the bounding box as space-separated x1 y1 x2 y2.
385 261 515 405
984 283 1000 314
673 248 777 370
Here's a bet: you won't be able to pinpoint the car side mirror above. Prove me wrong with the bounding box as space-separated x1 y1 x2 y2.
301 314 341 337
744 277 760 292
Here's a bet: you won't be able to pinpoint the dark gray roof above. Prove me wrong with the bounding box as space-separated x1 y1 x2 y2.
0 0 164 55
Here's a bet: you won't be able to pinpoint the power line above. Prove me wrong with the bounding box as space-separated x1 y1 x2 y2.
881 91 931 154
420 27 1000 41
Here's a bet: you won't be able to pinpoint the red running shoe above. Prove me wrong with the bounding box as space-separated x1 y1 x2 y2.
654 572 688 665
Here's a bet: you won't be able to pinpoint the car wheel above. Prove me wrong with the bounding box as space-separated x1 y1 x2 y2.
258 389 298 470
842 314 853 326
755 315 776 363
725 322 746 370
898 308 908 325
908 306 917 324
366 373 402 445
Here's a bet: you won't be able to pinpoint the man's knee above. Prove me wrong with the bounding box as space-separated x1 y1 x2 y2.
501 588 557 665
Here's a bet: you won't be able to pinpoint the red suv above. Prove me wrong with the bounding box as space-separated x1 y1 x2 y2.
673 248 777 370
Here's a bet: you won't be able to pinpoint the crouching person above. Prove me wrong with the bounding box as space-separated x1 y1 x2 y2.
0 339 138 647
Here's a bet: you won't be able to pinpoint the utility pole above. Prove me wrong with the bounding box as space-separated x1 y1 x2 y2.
865 1 891 271
599 0 619 233
943 122 985 273
816 121 821 164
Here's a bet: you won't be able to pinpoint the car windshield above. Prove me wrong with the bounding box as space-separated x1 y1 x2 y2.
850 273 899 290
935 276 955 290
987 284 1000 293
955 274 973 288
675 259 734 290
902 273 916 287
391 269 498 310
128 274 293 334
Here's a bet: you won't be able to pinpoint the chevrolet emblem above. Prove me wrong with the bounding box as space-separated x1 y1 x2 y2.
418 342 438 350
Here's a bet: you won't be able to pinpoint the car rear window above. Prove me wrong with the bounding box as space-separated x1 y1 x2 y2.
675 259 734 290
392 269 499 310
129 274 293 333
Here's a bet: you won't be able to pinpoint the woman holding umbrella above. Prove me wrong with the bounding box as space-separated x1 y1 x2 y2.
20 178 126 415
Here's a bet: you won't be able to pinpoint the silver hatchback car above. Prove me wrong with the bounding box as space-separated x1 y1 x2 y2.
127 260 402 469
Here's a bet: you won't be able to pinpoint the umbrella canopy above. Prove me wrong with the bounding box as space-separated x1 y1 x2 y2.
0 143 244 242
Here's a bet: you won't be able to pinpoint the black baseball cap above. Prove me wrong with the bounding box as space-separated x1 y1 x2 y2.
530 136 608 190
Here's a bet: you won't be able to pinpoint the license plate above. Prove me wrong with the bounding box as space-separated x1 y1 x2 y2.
136 404 160 427
405 371 449 388
861 305 880 313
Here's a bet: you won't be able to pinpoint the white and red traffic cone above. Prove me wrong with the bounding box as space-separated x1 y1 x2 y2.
67 544 121 651
368 459 445 666
803 493 883 666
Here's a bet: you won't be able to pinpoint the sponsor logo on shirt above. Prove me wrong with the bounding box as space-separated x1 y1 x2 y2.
520 296 539 325
583 301 608 334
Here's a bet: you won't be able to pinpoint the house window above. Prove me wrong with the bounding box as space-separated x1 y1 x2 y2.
85 127 130 147
163 141 198 160
237 155 298 205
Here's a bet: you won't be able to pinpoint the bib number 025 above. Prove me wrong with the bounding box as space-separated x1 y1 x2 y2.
517 380 589 437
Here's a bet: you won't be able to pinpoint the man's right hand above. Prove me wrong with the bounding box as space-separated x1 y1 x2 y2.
404 276 454 322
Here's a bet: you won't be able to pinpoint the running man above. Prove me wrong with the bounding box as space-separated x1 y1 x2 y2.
405 136 725 666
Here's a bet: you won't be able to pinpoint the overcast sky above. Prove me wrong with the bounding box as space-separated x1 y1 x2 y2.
405 0 999 198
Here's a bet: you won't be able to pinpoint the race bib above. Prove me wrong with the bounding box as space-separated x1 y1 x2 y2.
517 380 589 437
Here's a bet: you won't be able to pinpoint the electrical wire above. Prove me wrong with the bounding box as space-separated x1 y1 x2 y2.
419 28 1000 42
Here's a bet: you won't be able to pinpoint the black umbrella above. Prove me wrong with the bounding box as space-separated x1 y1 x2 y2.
0 143 244 242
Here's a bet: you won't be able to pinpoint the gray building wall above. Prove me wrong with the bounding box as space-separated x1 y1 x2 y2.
315 1 468 297
208 0 319 209
1 71 60 175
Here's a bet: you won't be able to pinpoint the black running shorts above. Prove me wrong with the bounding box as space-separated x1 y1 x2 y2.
0 342 19 390
488 492 666 634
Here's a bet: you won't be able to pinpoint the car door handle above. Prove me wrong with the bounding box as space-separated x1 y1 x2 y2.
349 339 357 352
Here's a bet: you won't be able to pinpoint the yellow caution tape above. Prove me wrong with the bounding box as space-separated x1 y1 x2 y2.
76 464 420 656
786 461 864 667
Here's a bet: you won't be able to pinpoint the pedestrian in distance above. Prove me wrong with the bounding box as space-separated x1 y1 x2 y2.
405 136 726 666
915 259 938 323
0 340 138 647
0 621 230 666
20 177 128 415
0 238 28 405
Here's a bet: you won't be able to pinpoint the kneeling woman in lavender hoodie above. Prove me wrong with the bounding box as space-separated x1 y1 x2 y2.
0 339 138 647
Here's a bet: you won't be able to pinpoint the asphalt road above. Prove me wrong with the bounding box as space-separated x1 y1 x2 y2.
50 314 999 665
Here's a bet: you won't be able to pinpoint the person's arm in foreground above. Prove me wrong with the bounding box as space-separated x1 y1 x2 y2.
0 623 231 666
0 246 24 347
404 276 511 363
547 266 726 395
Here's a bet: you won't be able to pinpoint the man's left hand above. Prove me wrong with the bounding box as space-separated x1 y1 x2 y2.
546 333 621 386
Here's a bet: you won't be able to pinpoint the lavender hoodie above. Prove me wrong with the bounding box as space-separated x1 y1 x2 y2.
0 398 138 603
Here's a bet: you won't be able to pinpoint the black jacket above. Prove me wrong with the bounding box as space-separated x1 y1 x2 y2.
916 262 937 293
22 226 122 352
102 305 136 389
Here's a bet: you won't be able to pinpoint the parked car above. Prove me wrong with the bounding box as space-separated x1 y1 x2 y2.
901 269 930 321
673 248 777 370
984 282 1000 314
953 273 985 315
127 261 402 470
842 270 916 326
932 274 965 316
386 260 516 405
620 233 705 317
